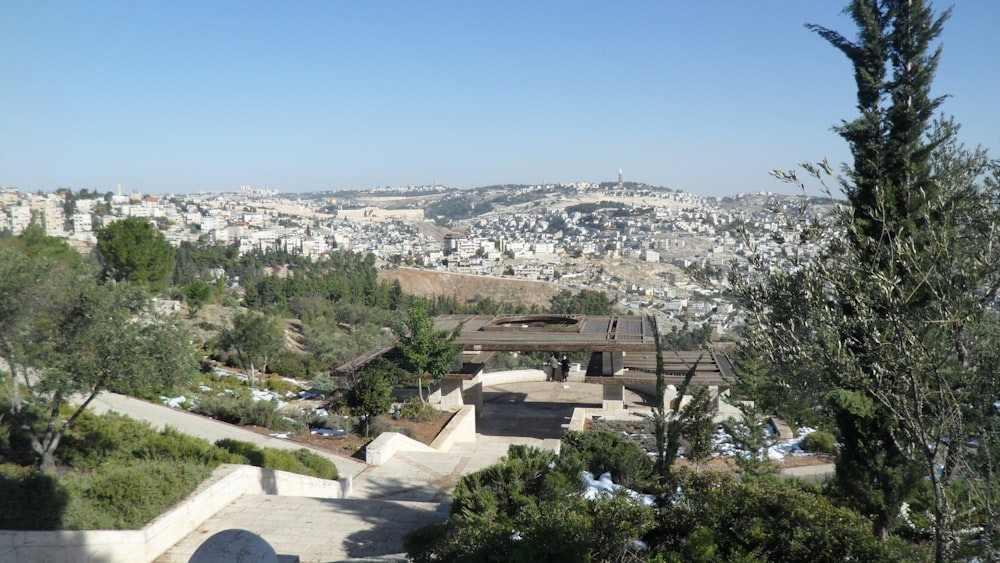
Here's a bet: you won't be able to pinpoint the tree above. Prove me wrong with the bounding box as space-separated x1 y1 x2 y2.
95 217 175 292
733 3 998 559
218 310 285 388
0 248 198 473
349 360 393 438
182 280 213 316
396 300 461 405
549 289 614 315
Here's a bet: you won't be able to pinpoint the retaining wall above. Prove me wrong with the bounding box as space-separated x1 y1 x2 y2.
0 464 344 563
365 404 477 465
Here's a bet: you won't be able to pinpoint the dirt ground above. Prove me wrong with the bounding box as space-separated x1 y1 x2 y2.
378 267 560 309
247 410 455 461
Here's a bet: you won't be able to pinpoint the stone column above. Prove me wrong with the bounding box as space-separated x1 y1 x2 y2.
603 384 625 410
601 351 624 376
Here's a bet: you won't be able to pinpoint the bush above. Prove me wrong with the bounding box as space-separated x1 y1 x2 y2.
196 394 302 432
263 376 301 396
364 416 414 440
800 430 837 455
0 464 68 530
268 350 313 380
62 460 211 529
214 439 338 480
560 430 654 492
398 397 438 422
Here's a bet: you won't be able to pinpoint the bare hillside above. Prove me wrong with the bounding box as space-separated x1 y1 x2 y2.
379 267 560 309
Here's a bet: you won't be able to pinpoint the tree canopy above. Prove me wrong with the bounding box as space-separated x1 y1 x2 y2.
95 217 175 292
0 238 197 474
734 2 1000 559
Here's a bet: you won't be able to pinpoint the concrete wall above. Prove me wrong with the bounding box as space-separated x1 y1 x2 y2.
0 464 343 563
366 405 477 465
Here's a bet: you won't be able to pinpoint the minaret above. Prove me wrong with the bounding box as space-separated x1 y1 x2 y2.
618 169 623 190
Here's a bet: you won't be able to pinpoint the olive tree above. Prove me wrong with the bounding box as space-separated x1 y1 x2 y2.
0 246 197 474
217 310 285 388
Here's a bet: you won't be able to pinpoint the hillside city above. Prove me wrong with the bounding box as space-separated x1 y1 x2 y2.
0 181 836 335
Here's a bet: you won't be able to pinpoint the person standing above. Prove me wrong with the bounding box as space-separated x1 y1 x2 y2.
548 353 560 381
560 354 570 382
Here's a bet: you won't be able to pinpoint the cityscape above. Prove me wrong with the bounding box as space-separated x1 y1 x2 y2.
0 179 835 336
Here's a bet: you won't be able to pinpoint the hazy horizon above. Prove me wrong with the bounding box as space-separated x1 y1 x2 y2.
3 2 997 197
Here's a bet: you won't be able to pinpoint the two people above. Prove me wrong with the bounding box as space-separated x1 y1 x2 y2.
548 353 570 382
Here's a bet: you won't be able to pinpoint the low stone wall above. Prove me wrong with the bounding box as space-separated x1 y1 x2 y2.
475 368 547 387
365 430 436 465
430 405 476 451
0 464 344 562
366 405 477 465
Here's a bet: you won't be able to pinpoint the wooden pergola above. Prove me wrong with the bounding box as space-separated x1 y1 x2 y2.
434 314 735 385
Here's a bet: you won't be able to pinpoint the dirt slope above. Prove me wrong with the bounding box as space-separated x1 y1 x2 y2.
379 267 560 309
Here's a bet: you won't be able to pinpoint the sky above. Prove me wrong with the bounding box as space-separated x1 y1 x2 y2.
2 1 998 197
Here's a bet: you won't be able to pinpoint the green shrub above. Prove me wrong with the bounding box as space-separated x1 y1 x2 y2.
268 351 312 380
0 464 68 530
214 439 338 480
63 460 211 529
215 438 265 465
57 411 161 469
138 426 242 467
398 397 438 422
800 430 837 455
295 449 339 480
560 430 654 492
263 376 301 396
196 394 302 432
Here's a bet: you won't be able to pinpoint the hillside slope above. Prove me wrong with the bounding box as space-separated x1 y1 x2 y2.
378 267 560 310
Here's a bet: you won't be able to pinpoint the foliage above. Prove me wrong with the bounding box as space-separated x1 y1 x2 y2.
560 430 653 492
734 2 999 557
397 396 439 422
0 465 68 529
661 322 713 350
719 359 779 480
214 439 338 480
194 394 302 432
0 411 331 531
0 223 83 266
95 217 175 292
62 460 211 529
262 376 301 396
648 470 914 563
680 386 717 469
0 245 198 473
182 280 214 314
217 310 285 388
406 444 651 563
549 289 615 315
396 299 461 404
348 361 393 437
800 430 837 455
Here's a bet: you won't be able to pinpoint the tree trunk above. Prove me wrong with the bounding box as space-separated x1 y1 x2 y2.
34 438 60 475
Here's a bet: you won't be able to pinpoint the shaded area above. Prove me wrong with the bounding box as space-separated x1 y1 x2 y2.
477 389 597 440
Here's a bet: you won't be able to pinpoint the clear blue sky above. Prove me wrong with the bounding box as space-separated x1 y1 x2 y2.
2 1 997 197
